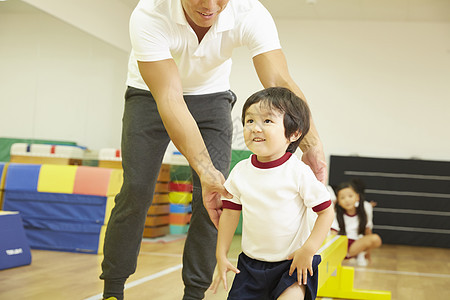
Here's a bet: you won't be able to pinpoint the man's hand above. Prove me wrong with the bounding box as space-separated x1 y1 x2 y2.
200 168 232 228
301 145 328 184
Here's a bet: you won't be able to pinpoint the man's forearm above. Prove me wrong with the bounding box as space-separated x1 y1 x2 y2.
280 80 323 153
157 98 215 177
253 49 324 153
138 59 215 177
299 117 322 153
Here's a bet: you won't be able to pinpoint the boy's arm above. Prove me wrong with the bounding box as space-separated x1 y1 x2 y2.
210 208 241 293
304 205 335 252
288 205 334 284
216 208 241 258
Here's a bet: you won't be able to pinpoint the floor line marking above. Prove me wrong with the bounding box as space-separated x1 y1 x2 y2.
353 267 450 279
125 264 183 289
83 264 183 300
140 251 183 258
140 251 238 262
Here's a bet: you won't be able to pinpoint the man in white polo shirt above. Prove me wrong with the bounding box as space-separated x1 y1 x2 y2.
100 1 328 299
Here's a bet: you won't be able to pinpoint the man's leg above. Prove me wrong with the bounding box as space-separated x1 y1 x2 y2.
181 91 235 299
100 87 170 300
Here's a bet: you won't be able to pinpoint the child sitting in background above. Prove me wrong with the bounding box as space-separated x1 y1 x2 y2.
210 87 334 300
330 179 382 266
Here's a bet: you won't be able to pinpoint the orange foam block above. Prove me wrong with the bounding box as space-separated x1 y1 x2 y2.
169 213 191 225
73 166 112 196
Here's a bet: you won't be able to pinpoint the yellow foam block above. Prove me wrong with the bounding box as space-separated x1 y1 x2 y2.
0 163 9 210
317 234 391 300
107 169 123 196
104 196 115 225
96 196 116 255
318 265 391 299
0 163 9 190
169 192 192 204
97 225 107 255
317 235 348 289
37 164 78 194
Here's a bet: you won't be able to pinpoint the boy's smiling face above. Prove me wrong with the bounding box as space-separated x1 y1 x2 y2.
243 102 295 162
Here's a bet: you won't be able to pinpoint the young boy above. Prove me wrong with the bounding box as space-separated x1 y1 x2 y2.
210 87 334 300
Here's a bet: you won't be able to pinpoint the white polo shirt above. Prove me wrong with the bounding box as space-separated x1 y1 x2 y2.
331 201 374 241
127 0 281 95
222 153 331 262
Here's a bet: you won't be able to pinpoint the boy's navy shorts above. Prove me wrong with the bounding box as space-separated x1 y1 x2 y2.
227 252 321 300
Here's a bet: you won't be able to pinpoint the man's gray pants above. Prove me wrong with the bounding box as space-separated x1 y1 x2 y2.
100 86 235 300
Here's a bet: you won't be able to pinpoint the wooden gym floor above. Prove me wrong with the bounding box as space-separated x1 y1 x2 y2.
1 235 449 300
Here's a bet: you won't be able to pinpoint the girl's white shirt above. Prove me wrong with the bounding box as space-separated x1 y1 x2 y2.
331 201 373 240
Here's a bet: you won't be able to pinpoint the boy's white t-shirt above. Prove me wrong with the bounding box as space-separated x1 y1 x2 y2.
222 153 331 262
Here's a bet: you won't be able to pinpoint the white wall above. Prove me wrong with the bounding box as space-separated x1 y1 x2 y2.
21 0 132 52
1 3 449 164
0 8 129 150
230 19 450 163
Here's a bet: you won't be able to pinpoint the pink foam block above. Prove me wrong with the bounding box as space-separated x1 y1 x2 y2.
73 166 112 196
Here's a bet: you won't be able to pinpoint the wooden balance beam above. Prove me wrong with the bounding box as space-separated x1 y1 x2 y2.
317 235 391 300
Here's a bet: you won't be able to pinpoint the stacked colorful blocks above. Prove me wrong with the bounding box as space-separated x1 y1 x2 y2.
169 202 192 234
169 181 193 204
143 164 171 238
169 165 193 234
2 164 122 254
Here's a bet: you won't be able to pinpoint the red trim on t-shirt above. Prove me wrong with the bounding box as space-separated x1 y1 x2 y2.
251 152 292 169
344 212 357 217
222 200 242 211
312 200 332 212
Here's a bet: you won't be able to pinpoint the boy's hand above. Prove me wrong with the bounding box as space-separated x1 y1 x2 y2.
209 259 240 294
287 247 313 285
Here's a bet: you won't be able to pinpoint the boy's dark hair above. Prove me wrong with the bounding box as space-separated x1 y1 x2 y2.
241 87 311 153
334 178 368 236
